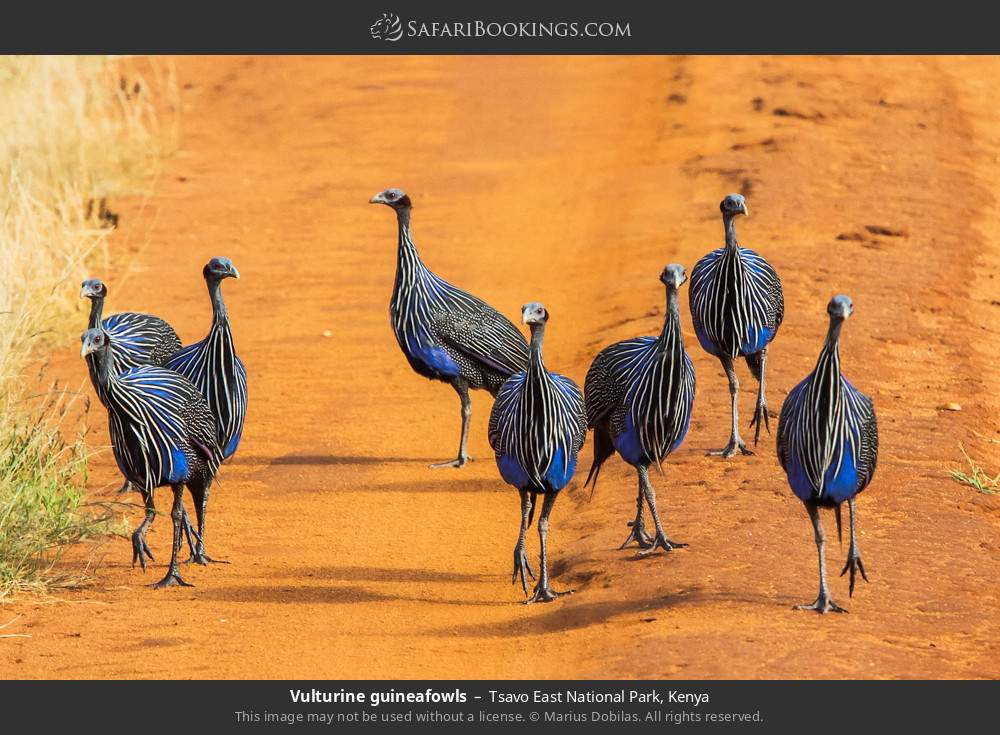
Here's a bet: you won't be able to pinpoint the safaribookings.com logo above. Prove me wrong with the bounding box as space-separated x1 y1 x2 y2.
370 14 631 42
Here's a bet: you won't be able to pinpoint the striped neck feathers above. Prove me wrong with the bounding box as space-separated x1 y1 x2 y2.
657 286 684 353
394 207 425 277
808 317 845 414
527 322 549 382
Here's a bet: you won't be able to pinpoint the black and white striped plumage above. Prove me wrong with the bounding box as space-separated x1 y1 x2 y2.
488 303 585 603
162 257 245 566
371 188 529 468
584 265 695 555
164 258 247 462
81 278 182 407
776 295 878 613
82 328 221 588
689 194 784 457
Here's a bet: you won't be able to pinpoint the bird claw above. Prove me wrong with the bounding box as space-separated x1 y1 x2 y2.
748 400 771 446
794 595 847 614
130 532 154 570
637 533 688 557
619 519 655 550
184 551 230 566
511 546 535 596
707 439 754 458
429 455 471 469
149 570 194 589
525 584 573 604
840 551 868 598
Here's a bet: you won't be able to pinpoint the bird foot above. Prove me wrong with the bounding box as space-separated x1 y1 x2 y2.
429 456 472 469
511 546 536 596
748 400 771 446
149 569 194 589
619 519 654 550
524 584 573 604
840 551 869 598
637 533 688 557
130 532 154 570
707 439 754 458
794 595 847 614
184 550 230 566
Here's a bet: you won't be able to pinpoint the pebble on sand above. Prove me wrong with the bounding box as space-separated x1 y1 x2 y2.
938 402 962 411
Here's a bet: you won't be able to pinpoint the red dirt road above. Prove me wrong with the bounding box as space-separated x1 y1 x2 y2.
3 56 999 679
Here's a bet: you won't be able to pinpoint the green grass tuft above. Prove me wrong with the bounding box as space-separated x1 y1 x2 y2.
0 388 124 599
950 444 1000 495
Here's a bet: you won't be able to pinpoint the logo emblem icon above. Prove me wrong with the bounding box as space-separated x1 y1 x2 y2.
370 13 403 42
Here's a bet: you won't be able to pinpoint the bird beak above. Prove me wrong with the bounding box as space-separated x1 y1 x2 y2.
369 193 385 204
229 265 241 280
80 342 95 358
741 201 749 217
79 286 89 298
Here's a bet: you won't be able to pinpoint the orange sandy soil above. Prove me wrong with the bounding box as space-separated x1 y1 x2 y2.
2 56 999 679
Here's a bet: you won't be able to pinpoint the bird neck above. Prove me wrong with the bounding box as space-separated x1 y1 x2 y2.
815 317 844 383
527 323 547 377
723 214 739 252
87 297 104 330
207 278 229 324
394 206 425 280
657 287 683 348
89 346 113 387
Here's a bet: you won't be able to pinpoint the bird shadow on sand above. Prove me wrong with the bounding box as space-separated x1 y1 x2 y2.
431 589 709 638
265 564 489 584
268 454 443 466
196 583 396 605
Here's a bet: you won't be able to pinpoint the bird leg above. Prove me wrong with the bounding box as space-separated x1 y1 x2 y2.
150 484 194 589
118 478 133 495
708 356 753 457
636 465 687 556
840 498 868 597
526 493 572 604
619 485 655 550
130 489 156 570
795 501 846 613
748 347 771 446
184 481 229 565
430 379 473 469
512 490 536 596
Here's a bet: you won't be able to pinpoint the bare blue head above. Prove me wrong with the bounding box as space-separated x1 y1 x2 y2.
720 193 748 219
80 327 109 358
203 256 240 282
521 301 549 326
828 294 854 321
370 188 413 211
80 278 107 300
659 263 687 290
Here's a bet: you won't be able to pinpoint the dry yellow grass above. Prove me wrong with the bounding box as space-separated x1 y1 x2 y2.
0 56 174 597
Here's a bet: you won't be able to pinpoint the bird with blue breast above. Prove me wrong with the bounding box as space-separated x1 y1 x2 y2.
776 295 878 613
81 328 222 589
164 256 247 565
370 188 529 469
584 264 696 556
689 194 784 457
488 302 586 603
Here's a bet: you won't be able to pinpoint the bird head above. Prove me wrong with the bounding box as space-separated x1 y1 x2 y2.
369 188 412 210
827 294 854 320
521 301 549 326
660 263 687 290
80 278 107 300
203 256 240 282
80 328 109 358
720 193 749 218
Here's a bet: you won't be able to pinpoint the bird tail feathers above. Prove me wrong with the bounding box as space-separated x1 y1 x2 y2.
584 427 616 499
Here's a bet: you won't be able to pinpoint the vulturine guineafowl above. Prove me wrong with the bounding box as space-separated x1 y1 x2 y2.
81 278 182 490
370 188 529 468
488 303 586 603
777 295 879 614
584 265 696 555
81 328 222 589
164 257 247 565
689 194 784 457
